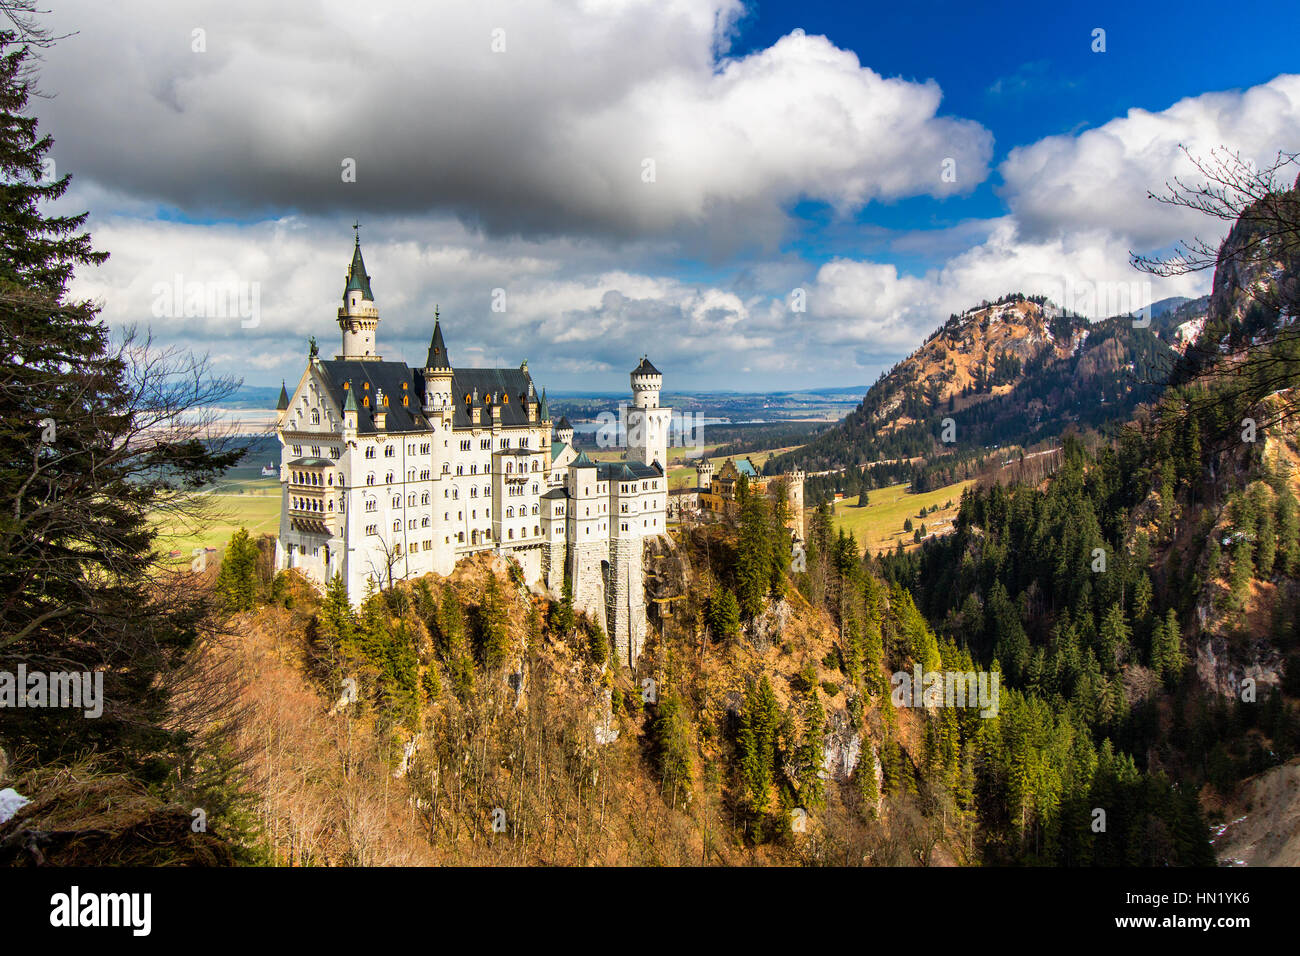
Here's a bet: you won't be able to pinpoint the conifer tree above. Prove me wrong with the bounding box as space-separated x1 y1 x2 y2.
214 527 259 612
707 587 741 643
0 33 241 773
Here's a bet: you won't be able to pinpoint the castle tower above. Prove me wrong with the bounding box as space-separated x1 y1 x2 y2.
627 356 671 470
566 452 607 622
788 469 806 540
337 229 381 360
275 380 289 428
555 415 574 446
695 457 714 490
422 309 453 415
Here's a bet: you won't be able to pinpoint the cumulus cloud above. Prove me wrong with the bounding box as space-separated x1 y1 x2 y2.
36 2 991 252
999 74 1300 248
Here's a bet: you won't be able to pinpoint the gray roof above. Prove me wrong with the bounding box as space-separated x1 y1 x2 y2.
318 358 540 434
425 318 450 369
556 415 572 430
318 359 426 434
450 367 536 429
288 457 334 467
597 460 662 481
541 487 569 500
633 356 661 376
344 241 373 301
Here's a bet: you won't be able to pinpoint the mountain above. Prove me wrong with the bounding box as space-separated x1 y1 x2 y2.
774 293 1181 480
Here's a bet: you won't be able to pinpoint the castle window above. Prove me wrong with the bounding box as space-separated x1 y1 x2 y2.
385 445 395 457
366 447 375 459
363 396 369 407
383 395 389 407
386 472 394 483
366 473 375 485
311 409 320 424
393 520 400 532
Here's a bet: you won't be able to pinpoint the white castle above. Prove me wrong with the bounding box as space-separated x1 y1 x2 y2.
274 236 668 666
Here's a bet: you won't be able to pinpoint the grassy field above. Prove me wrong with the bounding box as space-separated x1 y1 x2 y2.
152 478 282 565
822 479 974 556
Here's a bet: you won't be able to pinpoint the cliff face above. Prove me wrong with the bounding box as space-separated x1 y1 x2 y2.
194 536 945 866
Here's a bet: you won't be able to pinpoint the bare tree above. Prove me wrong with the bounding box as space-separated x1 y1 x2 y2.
1130 146 1300 440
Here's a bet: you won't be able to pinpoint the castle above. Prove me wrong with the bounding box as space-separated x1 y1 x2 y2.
668 455 805 541
273 236 667 667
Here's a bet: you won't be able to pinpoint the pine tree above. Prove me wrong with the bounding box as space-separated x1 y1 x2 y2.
737 675 781 840
0 33 240 774
214 527 259 612
1276 485 1300 575
649 689 693 807
436 582 474 699
707 587 741 643
736 492 772 618
476 573 510 670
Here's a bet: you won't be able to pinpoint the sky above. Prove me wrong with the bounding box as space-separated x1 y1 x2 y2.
29 0 1300 393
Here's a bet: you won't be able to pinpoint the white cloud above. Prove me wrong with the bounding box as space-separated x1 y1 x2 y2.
37 2 991 251
999 74 1300 248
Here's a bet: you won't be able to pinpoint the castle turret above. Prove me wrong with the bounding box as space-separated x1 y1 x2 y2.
422 309 453 416
338 230 381 360
342 381 358 436
627 355 671 471
276 380 290 427
555 414 574 446
696 457 714 490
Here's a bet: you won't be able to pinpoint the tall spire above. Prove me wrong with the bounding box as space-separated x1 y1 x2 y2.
276 380 289 411
425 306 450 369
343 236 373 302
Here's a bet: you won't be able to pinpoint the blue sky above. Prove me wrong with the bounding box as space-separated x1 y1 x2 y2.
34 0 1300 393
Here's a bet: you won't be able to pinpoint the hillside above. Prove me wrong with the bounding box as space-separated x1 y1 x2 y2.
773 293 1186 483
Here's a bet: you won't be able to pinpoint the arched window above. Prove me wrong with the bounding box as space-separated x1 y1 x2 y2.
311 409 320 424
